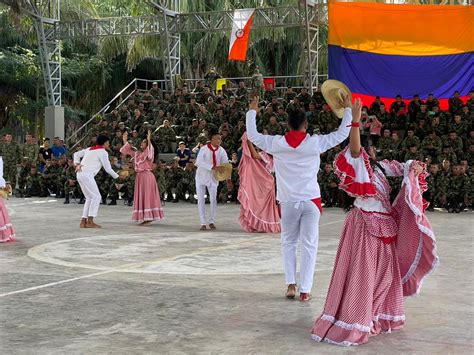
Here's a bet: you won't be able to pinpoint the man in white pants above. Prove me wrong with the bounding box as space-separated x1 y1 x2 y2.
73 135 119 228
246 94 358 301
195 131 229 230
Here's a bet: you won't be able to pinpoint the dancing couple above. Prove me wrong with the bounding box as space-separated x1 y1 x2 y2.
74 132 164 228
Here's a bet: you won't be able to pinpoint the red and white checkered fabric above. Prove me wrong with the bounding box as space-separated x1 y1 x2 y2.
312 155 438 346
311 208 405 346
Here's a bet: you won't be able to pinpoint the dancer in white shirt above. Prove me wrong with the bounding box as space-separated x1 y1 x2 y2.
73 136 119 228
195 131 229 230
246 91 357 301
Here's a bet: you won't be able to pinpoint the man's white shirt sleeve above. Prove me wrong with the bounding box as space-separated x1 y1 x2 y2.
99 151 119 179
73 149 86 165
317 107 352 153
246 110 276 154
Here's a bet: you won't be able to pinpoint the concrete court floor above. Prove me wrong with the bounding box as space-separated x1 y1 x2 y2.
0 197 472 354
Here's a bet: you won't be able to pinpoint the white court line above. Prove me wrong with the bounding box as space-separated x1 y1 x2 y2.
1 219 345 298
0 270 113 298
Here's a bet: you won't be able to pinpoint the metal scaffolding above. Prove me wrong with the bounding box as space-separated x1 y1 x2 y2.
55 3 322 95
21 0 62 107
20 1 326 141
301 1 324 93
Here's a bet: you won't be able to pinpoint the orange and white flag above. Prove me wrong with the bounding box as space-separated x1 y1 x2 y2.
228 8 255 62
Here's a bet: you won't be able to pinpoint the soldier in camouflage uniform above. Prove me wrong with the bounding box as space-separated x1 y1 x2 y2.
165 160 183 202
155 160 168 201
1 134 21 187
63 159 84 204
21 134 39 165
404 145 424 162
318 163 339 207
448 91 463 115
443 131 463 156
187 119 201 146
41 159 62 197
25 166 42 197
250 68 264 97
446 163 469 212
425 163 448 210
266 116 283 136
150 82 163 100
110 130 124 157
94 169 110 205
438 145 458 165
449 114 468 137
155 120 177 153
217 155 239 204
220 129 235 152
421 131 442 162
108 162 134 206
176 162 197 203
402 128 421 151
17 157 31 196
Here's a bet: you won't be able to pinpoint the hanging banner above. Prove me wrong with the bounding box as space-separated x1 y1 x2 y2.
216 78 227 92
228 8 255 61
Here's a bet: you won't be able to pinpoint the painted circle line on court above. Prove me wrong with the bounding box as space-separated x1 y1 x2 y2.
27 229 341 275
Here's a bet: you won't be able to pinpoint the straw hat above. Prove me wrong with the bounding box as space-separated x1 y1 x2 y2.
321 80 352 118
213 163 233 182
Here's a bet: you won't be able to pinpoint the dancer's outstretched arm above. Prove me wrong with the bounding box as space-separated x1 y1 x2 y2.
318 93 353 153
348 98 362 158
246 96 276 154
99 152 119 179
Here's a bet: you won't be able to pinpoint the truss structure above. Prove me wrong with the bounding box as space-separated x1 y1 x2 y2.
21 1 326 120
21 0 62 107
301 1 323 92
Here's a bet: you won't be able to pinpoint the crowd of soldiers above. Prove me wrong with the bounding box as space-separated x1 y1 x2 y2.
1 72 473 213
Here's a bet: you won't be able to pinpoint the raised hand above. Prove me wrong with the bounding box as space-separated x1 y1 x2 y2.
249 96 260 114
352 98 362 123
147 129 152 141
340 91 352 109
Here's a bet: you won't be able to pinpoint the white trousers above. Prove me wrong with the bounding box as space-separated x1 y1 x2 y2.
196 183 217 226
280 200 320 293
77 172 101 219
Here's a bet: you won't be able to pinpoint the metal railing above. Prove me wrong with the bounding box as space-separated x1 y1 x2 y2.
66 78 168 150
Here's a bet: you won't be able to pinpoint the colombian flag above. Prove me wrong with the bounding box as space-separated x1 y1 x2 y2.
328 2 474 109
228 8 255 62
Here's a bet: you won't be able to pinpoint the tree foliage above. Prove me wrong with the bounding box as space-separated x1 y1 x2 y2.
0 0 328 137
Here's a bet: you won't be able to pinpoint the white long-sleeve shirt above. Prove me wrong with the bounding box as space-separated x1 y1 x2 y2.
73 148 119 179
195 144 229 187
0 157 5 188
246 108 352 203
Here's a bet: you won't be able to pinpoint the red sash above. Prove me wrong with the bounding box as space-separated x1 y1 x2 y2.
90 145 104 151
207 143 218 167
277 198 323 218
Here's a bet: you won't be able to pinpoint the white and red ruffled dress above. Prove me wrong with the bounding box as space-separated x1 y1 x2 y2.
311 147 438 346
238 133 280 233
0 157 15 243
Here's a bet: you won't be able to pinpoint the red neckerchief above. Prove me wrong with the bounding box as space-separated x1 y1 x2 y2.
284 130 307 148
90 145 104 151
207 143 218 167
